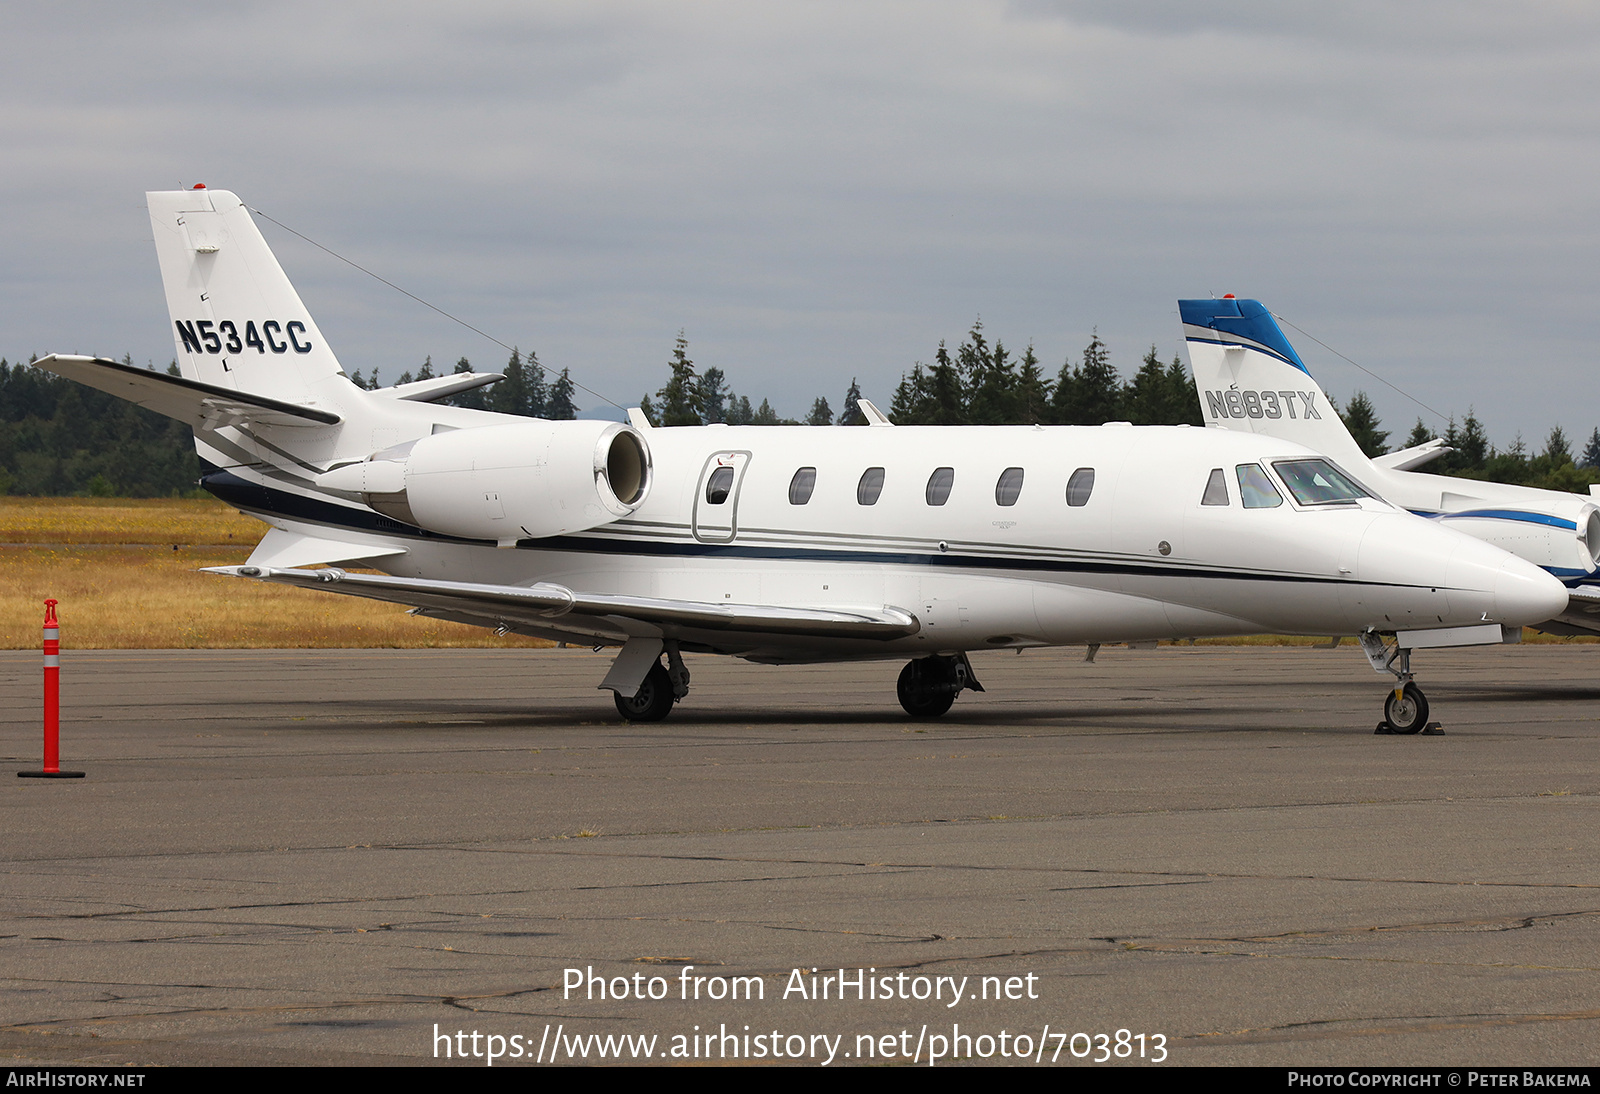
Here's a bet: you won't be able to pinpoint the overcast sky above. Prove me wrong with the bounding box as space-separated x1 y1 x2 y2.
4 1 1599 444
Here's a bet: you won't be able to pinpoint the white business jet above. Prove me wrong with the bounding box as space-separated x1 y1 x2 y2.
29 191 1569 729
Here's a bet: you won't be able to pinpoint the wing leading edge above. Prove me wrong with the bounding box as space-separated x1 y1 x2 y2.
205 565 922 644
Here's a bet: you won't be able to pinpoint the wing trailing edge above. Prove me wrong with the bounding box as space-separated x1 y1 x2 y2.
203 565 922 642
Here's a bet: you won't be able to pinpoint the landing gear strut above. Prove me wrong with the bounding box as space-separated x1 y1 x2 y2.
896 654 984 718
1358 631 1432 735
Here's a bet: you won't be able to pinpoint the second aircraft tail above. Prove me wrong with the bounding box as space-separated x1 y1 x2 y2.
1179 297 1373 473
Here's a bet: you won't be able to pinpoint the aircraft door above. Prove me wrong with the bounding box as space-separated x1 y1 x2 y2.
692 451 751 543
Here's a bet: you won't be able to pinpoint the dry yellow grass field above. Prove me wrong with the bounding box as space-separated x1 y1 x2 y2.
0 498 549 649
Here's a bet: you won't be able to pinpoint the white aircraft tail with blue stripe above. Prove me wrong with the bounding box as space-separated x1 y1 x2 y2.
1179 297 1373 475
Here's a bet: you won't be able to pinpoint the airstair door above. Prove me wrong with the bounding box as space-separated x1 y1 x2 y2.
692 451 751 543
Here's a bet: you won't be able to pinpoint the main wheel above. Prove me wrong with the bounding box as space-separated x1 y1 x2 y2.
897 659 956 718
1384 682 1429 734
615 662 675 722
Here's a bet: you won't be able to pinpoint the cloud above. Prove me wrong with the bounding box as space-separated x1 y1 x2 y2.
3 1 1599 440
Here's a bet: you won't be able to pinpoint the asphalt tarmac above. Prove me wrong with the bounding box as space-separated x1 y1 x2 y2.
1 644 1597 1068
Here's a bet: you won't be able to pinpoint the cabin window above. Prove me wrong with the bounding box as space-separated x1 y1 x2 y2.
705 465 735 505
1201 468 1230 506
1236 463 1283 508
857 467 886 505
1065 467 1095 507
925 467 955 506
995 467 1024 506
1272 459 1369 505
788 467 817 505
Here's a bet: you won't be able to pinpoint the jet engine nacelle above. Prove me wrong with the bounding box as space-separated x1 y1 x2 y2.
321 419 652 542
1442 502 1600 577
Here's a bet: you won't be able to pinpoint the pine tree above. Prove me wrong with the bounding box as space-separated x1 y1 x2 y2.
752 398 780 426
889 364 934 424
1123 347 1170 425
525 350 548 418
1543 425 1572 468
927 341 964 425
838 379 867 426
1338 391 1389 457
1051 332 1119 425
656 332 702 426
416 356 435 381
1457 411 1489 471
1403 418 1432 449
1014 344 1051 424
1580 427 1600 469
726 394 755 425
491 348 529 416
546 368 577 419
1163 355 1202 425
447 357 489 410
806 396 833 426
697 366 727 424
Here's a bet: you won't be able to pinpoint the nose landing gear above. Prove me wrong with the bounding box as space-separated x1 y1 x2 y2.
1358 631 1437 735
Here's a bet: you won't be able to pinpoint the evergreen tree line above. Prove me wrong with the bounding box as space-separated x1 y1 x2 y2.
1338 392 1600 493
0 356 200 497
351 349 578 419
3 334 1598 497
635 321 1202 430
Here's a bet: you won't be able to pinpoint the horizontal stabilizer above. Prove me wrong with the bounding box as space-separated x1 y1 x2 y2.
32 355 340 429
205 566 921 642
1374 438 1453 472
244 528 406 570
372 372 503 403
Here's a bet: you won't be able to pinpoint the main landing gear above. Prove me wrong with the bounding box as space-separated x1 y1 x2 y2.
896 653 984 718
612 642 691 722
1358 631 1434 735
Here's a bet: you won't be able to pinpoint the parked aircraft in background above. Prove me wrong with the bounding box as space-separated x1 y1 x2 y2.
1182 297 1600 636
28 193 1570 730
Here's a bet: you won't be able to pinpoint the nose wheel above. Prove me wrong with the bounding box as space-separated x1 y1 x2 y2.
1359 631 1439 735
1383 682 1429 735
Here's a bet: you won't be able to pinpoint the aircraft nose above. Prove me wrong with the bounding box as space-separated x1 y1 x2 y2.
1493 555 1568 628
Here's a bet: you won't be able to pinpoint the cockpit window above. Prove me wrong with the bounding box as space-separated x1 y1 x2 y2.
1201 468 1229 506
1272 459 1371 506
1235 463 1283 508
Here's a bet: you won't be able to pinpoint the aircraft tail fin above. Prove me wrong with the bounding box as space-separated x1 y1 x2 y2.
147 187 349 409
1179 297 1373 473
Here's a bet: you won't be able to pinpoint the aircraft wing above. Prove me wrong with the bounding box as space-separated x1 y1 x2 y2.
1545 584 1600 636
204 565 922 643
32 355 341 429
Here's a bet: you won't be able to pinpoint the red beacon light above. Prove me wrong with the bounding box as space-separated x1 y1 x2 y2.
191 183 206 190
1223 293 1235 299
